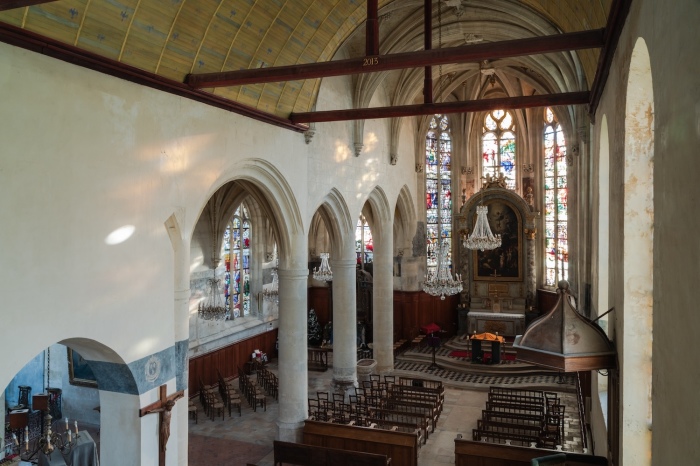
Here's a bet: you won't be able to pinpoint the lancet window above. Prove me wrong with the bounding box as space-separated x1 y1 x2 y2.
543 107 568 286
482 109 516 189
425 114 453 278
356 216 373 267
224 205 251 318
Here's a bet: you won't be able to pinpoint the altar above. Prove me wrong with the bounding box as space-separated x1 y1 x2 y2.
456 175 539 338
467 311 525 336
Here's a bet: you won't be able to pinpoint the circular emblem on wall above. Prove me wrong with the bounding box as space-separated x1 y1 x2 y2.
145 355 161 383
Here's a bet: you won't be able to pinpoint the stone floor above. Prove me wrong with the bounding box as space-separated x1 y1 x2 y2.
188 342 584 466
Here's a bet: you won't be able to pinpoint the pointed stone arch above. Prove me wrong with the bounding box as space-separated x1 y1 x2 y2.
194 159 304 271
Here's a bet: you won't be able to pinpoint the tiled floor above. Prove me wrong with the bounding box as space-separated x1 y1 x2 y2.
188 340 583 466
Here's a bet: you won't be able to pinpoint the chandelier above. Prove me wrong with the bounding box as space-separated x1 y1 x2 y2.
423 242 463 300
464 205 502 251
422 2 461 301
198 278 227 321
263 268 279 303
312 253 333 281
9 395 79 464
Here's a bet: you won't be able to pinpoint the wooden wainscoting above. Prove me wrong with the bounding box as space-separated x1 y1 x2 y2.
188 329 278 396
393 291 459 341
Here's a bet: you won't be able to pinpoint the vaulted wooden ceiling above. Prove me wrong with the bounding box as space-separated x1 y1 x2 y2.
0 0 621 128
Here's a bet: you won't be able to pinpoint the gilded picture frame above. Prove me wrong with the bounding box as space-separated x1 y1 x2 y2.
472 199 523 281
67 348 98 388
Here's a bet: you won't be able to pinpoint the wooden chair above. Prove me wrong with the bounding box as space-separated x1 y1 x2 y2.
188 399 198 424
204 390 225 421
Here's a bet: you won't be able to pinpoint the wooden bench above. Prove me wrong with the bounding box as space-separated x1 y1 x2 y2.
488 392 546 406
369 408 431 441
482 409 544 427
303 420 418 466
382 399 438 432
388 386 443 414
365 417 426 446
455 435 565 466
398 377 444 392
273 440 390 465
485 401 545 417
472 427 540 447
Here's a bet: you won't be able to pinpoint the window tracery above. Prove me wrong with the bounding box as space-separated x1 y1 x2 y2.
543 107 568 286
426 114 453 278
482 109 516 189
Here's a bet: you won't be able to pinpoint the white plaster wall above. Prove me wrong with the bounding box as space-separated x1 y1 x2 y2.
0 30 419 464
588 0 700 464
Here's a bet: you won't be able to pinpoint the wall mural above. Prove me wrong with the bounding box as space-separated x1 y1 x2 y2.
473 199 522 281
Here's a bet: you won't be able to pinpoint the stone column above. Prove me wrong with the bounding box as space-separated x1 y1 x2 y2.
165 214 189 466
526 230 537 299
330 257 358 395
277 238 309 442
373 219 394 374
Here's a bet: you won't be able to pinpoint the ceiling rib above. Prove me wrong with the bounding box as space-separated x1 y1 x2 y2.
186 29 605 88
290 91 590 123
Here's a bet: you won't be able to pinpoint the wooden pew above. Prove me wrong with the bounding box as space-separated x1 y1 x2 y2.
455 435 560 466
273 440 390 466
482 409 544 427
369 408 431 441
485 401 545 417
303 420 418 466
398 376 444 392
382 399 438 432
365 417 426 446
388 385 444 413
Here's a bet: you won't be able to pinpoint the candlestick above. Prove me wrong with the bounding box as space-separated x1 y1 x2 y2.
65 417 69 430
12 433 18 446
74 420 79 435
67 430 72 443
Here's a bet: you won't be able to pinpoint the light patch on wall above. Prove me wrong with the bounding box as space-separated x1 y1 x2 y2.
105 225 135 245
334 141 351 162
364 132 378 153
190 254 204 272
131 337 160 356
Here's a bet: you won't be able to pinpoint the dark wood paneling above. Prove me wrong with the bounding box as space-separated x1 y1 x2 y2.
308 286 332 327
188 329 278 396
393 291 459 341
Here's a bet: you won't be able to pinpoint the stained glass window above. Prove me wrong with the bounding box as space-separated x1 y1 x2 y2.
482 109 516 189
356 216 373 266
426 114 453 279
543 107 568 286
224 205 251 318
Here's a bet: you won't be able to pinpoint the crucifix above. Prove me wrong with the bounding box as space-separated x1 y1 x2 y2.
139 385 184 466
490 269 501 279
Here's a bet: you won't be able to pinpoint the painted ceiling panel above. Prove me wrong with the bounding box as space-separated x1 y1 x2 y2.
0 0 612 120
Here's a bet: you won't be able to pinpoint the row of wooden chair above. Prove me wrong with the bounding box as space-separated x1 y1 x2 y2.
199 379 227 421
238 366 267 411
218 370 243 417
253 361 279 400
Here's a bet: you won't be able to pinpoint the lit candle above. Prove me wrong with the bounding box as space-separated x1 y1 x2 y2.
65 417 69 430
25 426 29 443
67 430 72 443
74 420 78 435
12 433 18 446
